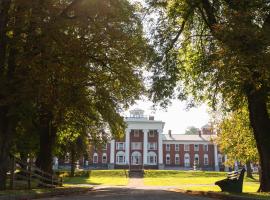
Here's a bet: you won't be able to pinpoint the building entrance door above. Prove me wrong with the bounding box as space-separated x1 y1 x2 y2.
131 151 142 165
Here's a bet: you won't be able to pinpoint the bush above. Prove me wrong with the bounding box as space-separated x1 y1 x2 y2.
55 169 127 178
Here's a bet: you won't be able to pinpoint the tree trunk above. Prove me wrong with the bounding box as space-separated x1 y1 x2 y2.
246 161 253 179
70 147 75 177
35 110 56 174
0 107 13 190
247 88 270 192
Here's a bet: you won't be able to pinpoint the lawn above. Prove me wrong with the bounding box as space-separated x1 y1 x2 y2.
63 170 128 186
143 170 260 193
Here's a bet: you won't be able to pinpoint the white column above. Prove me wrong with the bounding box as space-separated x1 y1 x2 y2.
110 140 115 163
224 155 229 172
214 144 219 171
158 129 163 164
125 129 130 164
143 129 148 165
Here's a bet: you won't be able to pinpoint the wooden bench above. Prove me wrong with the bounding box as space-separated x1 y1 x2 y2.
215 168 246 193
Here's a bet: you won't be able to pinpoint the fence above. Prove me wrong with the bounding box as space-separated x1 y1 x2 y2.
8 155 62 189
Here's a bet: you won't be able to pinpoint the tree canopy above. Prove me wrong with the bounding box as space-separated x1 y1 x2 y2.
216 106 259 166
146 0 270 191
0 0 152 189
185 126 199 135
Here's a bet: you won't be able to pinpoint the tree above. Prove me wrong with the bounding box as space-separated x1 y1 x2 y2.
216 106 259 178
147 0 270 191
185 126 199 134
0 0 152 189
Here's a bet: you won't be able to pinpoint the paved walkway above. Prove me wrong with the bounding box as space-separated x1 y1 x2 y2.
39 178 219 200
40 186 219 200
127 177 144 187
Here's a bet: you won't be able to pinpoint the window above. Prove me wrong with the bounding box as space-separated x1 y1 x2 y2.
131 142 142 150
166 144 170 151
184 144 190 151
116 151 125 165
175 154 180 165
194 144 199 151
102 153 107 163
131 151 142 165
93 153 98 164
148 142 157 150
102 144 107 150
204 154 209 166
194 154 199 165
116 142 125 150
175 144 180 151
166 154 170 165
203 144 208 152
184 153 190 167
149 130 155 137
147 152 157 165
134 129 140 137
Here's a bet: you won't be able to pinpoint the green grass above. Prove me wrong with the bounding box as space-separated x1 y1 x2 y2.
144 170 260 192
144 170 227 186
63 170 128 186
144 170 268 199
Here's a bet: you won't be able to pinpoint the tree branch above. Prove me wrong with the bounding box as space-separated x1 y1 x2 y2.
200 0 217 31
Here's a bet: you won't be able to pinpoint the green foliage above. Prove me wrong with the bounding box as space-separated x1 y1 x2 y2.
185 126 199 134
146 1 270 190
216 106 259 166
147 0 270 110
0 0 153 184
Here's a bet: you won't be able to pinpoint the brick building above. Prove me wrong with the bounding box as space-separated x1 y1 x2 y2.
86 109 227 171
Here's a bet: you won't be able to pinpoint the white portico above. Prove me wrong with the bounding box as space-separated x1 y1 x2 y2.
110 109 165 169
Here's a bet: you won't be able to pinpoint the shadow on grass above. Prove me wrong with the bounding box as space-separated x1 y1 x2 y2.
63 176 102 185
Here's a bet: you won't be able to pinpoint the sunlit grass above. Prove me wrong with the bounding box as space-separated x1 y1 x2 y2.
143 170 260 193
63 170 128 186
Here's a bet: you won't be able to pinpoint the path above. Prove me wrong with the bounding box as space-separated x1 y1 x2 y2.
127 177 144 187
39 187 219 200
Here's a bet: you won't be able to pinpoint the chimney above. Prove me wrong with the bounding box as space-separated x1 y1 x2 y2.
168 130 172 137
149 116 154 120
198 130 202 137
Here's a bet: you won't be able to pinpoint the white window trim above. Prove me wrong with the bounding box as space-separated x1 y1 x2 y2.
194 154 199 165
132 142 142 150
147 152 157 165
93 153 98 164
184 144 190 151
175 144 180 151
204 144 208 152
116 151 125 165
204 154 209 166
175 154 180 165
102 153 107 164
166 154 170 165
148 142 157 150
166 144 170 151
194 144 199 152
184 153 190 167
116 142 125 150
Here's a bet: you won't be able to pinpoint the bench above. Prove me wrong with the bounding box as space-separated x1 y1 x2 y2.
215 168 246 193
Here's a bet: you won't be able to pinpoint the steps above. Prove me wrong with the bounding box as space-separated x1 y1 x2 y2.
129 170 144 178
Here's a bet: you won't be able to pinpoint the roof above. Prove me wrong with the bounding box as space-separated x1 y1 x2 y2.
162 134 216 142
